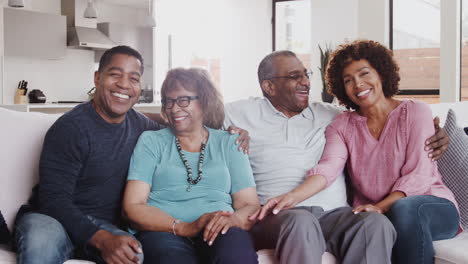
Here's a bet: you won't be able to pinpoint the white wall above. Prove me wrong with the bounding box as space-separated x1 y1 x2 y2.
1 0 150 104
358 0 389 46
3 49 95 103
153 0 271 103
0 3 4 104
97 1 149 27
220 0 271 102
309 0 359 102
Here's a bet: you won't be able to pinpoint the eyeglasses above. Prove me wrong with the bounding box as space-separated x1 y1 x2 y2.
162 96 199 109
268 70 313 82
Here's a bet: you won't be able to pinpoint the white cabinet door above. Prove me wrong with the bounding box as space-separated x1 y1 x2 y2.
4 8 66 59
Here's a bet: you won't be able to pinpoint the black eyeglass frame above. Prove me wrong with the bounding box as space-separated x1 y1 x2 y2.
267 70 314 82
162 96 199 109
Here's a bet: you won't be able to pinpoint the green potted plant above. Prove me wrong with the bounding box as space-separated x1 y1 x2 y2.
318 44 334 103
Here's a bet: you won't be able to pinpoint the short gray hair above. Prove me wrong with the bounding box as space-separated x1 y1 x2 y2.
257 50 298 96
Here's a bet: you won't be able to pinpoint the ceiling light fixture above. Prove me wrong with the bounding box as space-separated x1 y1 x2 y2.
144 0 156 27
8 0 25 8
83 0 98 19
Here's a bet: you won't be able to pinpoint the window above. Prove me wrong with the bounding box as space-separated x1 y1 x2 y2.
391 0 441 103
154 0 224 92
273 0 312 69
153 0 270 103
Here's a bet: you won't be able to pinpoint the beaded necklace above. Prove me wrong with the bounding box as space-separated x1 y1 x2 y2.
174 136 206 192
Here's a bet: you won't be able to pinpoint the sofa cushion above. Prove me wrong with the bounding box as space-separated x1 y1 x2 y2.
0 244 94 264
434 230 468 264
256 249 336 264
0 108 59 233
437 109 468 229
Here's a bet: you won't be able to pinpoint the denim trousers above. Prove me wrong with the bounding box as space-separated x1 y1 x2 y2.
386 195 459 264
135 227 258 264
14 212 143 264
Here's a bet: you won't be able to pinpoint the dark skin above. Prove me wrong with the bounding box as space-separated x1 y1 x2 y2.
263 55 448 160
250 54 449 220
426 116 449 161
89 230 142 264
87 54 144 264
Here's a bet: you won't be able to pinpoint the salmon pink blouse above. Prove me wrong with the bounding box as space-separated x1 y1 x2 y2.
308 100 458 212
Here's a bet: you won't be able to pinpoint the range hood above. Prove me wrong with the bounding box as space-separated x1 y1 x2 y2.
61 0 115 50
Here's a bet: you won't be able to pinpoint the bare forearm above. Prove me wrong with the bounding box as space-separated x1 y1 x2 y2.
123 204 175 232
232 204 260 230
290 174 327 203
375 191 406 213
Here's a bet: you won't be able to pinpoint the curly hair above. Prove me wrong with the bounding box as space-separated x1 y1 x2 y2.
160 68 225 129
326 40 400 110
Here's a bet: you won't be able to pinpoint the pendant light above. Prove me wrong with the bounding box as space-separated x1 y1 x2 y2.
144 0 156 27
84 0 98 19
8 0 25 8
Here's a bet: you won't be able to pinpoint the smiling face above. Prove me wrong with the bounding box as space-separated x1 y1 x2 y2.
263 55 310 118
163 84 204 135
342 59 385 109
93 53 142 124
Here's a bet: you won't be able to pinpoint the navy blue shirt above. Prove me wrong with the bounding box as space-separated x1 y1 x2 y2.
37 102 162 247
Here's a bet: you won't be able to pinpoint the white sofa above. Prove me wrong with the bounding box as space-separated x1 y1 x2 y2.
1 101 467 264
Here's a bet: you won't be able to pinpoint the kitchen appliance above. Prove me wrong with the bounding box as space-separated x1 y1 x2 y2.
61 0 115 50
139 85 153 103
83 0 98 19
28 89 47 103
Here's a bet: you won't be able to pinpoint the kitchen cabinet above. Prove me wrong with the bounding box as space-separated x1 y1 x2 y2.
4 8 66 59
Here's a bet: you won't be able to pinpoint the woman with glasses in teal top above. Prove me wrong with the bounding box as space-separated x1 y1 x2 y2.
122 68 260 264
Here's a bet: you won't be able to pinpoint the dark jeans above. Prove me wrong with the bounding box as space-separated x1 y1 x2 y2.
14 212 143 264
136 227 258 264
386 195 459 264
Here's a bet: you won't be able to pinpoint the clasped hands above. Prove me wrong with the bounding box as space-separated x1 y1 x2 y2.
177 210 241 246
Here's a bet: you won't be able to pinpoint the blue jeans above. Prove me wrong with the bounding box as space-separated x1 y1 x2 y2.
14 212 143 264
386 195 459 264
136 227 258 264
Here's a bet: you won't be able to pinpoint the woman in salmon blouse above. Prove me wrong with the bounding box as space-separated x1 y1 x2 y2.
308 40 460 264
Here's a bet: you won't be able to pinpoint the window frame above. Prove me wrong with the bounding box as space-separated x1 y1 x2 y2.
389 0 441 97
272 0 301 51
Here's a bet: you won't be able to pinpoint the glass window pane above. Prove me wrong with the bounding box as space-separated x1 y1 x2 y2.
275 0 312 69
392 0 440 104
462 0 468 101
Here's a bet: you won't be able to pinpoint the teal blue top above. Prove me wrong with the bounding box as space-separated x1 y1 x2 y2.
127 127 255 224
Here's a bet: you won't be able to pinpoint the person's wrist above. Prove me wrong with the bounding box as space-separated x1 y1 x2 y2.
176 221 190 237
289 190 301 204
89 229 109 249
172 219 181 236
374 204 386 213
229 213 242 227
